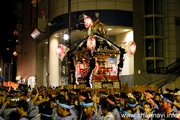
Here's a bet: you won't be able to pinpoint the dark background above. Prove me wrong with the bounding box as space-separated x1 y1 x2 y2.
0 1 18 61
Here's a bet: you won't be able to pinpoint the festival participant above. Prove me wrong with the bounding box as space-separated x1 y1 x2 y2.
174 90 180 111
120 107 134 120
119 93 128 109
56 100 76 120
39 102 53 120
17 100 30 120
80 99 103 120
114 94 121 107
160 93 178 120
125 97 142 120
25 87 39 119
132 91 143 113
143 102 153 120
49 97 56 109
154 93 161 108
52 94 66 120
101 97 115 120
106 95 120 120
0 96 19 120
68 93 78 118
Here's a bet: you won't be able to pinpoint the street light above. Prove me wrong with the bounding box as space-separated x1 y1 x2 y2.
63 33 69 41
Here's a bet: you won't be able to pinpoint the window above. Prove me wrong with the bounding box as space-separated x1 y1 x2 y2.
155 17 163 35
145 17 153 36
146 60 154 73
154 0 163 14
145 39 154 57
145 0 153 15
155 38 163 57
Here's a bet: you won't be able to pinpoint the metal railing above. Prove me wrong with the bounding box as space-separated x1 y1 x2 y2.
154 59 180 77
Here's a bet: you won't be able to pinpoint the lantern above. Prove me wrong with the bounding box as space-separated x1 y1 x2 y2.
57 46 64 56
129 42 136 54
84 15 93 28
13 51 18 56
87 36 96 50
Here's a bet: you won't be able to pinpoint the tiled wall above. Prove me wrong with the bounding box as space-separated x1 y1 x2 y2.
164 0 176 66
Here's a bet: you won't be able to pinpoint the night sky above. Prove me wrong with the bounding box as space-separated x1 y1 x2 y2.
0 1 18 56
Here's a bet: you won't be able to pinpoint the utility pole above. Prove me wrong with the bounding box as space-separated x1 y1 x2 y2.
68 0 71 84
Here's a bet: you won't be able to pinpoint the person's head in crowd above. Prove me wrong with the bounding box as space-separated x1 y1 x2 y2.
144 90 153 103
49 97 56 108
114 93 120 104
57 99 71 117
107 95 116 105
169 89 174 95
41 90 46 98
9 111 20 120
161 88 169 94
27 89 32 97
132 91 141 103
15 91 21 98
23 94 31 102
1 89 6 95
121 107 134 120
98 91 108 97
161 93 174 114
125 97 136 111
46 94 52 101
150 91 155 96
81 99 94 117
78 92 89 103
86 90 92 99
16 100 28 117
38 94 43 101
70 89 78 95
144 102 152 115
154 93 161 106
101 96 114 115
174 91 180 102
10 96 19 108
39 102 53 120
68 93 76 105
120 92 128 108
56 94 66 102
60 89 68 96
174 88 180 93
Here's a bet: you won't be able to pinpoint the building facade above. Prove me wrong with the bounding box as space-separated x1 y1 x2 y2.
15 0 180 88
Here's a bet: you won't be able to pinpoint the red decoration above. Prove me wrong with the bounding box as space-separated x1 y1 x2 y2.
84 15 92 28
75 62 84 74
57 46 64 56
87 36 96 50
108 61 117 75
129 42 136 54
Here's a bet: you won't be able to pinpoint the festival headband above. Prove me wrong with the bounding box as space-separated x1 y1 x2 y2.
106 98 115 105
122 111 134 118
41 113 53 118
80 102 94 107
125 102 136 107
57 100 70 109
79 95 86 100
11 98 19 102
160 94 173 104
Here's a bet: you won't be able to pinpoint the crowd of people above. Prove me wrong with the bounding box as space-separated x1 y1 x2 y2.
0 85 180 120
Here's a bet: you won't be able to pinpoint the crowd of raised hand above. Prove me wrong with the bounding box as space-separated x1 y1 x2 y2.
0 85 180 120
